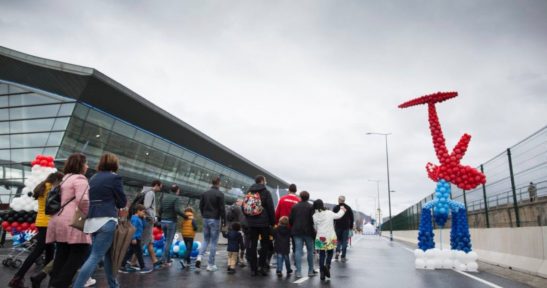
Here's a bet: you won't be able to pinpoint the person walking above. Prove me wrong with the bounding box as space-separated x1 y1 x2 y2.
243 175 275 276
196 176 226 272
528 182 538 202
9 172 63 288
275 184 300 225
73 153 127 288
158 184 185 266
46 153 91 288
333 195 354 262
120 204 152 273
222 222 245 274
180 207 198 269
313 199 346 281
142 180 163 269
225 198 248 267
289 191 316 278
273 216 292 277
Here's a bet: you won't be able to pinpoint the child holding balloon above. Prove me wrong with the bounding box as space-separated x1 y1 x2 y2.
180 207 198 269
120 204 152 274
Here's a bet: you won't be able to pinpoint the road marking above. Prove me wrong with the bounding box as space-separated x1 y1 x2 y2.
395 240 504 288
293 276 309 284
453 270 503 288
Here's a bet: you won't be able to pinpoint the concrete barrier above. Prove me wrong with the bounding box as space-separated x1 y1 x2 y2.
391 227 547 278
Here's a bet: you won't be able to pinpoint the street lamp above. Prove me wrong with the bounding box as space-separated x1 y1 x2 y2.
367 132 393 241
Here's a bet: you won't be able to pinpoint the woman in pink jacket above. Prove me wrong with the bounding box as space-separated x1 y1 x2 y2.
46 153 91 288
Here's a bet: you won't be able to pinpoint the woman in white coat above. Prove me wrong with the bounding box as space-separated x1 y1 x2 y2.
312 199 346 281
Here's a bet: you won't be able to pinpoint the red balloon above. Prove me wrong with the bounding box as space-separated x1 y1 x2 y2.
1 221 9 229
21 222 30 230
154 234 162 241
30 223 36 230
46 156 54 162
11 222 19 228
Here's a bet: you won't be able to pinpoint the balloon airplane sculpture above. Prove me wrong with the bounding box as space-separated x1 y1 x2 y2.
399 92 486 271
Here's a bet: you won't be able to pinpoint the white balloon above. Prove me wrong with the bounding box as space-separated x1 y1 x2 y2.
456 264 467 271
415 259 426 269
425 249 435 258
414 249 425 258
442 259 453 269
173 246 180 253
468 251 478 261
426 259 436 269
467 262 478 272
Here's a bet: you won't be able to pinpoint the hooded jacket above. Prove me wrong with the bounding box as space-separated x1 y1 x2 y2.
273 225 291 255
333 203 354 231
244 183 275 228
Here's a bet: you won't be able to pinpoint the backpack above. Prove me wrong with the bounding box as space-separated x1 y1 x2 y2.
226 205 237 222
127 192 146 219
242 192 263 216
45 175 73 215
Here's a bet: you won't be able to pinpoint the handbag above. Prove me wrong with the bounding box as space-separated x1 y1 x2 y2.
70 185 89 231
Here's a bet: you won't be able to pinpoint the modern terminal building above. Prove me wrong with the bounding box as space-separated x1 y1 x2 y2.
0 46 289 210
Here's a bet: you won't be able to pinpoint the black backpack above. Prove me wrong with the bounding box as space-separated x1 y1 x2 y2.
226 205 237 222
45 175 74 215
127 192 146 219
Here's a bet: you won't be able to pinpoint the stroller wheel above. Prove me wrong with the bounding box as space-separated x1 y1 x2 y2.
12 259 22 268
3 258 13 267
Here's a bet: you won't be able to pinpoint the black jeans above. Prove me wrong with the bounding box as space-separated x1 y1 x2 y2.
183 237 194 263
15 227 54 278
48 242 90 288
123 239 144 268
247 227 271 272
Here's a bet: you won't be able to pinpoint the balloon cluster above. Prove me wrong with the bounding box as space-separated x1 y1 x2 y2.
170 237 200 259
417 208 435 251
143 230 201 259
31 155 55 168
450 208 472 253
432 180 450 227
414 248 478 272
10 155 57 212
0 210 37 232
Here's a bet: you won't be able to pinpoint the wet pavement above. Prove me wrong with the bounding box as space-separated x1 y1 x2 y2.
0 235 533 287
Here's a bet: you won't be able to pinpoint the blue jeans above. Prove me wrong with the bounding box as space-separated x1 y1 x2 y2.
200 218 220 266
73 220 118 288
294 236 315 274
276 253 291 273
336 229 350 258
161 220 177 263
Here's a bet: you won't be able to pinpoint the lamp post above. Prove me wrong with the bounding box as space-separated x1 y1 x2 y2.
367 132 393 241
368 179 382 233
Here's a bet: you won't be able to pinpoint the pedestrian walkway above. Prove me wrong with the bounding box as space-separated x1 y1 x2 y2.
0 235 534 287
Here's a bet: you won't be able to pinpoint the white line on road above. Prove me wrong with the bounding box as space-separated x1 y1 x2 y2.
394 239 504 288
293 276 309 284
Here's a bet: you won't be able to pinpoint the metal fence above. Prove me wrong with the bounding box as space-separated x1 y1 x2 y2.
385 125 547 231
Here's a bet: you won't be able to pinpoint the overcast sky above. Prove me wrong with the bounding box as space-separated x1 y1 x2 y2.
1 0 546 217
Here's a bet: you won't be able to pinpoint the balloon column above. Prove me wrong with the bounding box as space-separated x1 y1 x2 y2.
143 229 201 260
399 92 486 272
1 155 56 244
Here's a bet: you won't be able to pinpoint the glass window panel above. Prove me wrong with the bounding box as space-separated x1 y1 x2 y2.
46 132 64 146
11 148 44 163
9 105 61 120
52 117 70 131
0 108 8 121
152 138 169 151
73 104 89 119
8 85 28 94
0 122 8 134
112 120 136 138
58 103 75 116
0 135 9 149
10 132 49 148
168 145 184 157
86 109 114 129
181 150 196 162
0 149 9 161
8 93 62 106
42 147 59 158
194 155 205 167
0 84 8 95
135 130 154 146
9 118 55 133
0 96 7 107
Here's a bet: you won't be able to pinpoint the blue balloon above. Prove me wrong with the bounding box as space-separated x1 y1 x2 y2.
156 249 163 257
190 249 199 257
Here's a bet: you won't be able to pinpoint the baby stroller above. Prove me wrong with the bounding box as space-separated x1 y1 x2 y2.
2 231 38 269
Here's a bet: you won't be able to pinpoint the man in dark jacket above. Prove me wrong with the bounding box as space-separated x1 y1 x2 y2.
289 191 316 278
197 177 226 272
244 175 275 276
158 184 185 266
333 195 354 262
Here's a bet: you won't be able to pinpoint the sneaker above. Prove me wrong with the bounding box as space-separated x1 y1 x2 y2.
287 269 293 275
130 264 141 271
118 267 136 273
295 272 302 278
206 265 218 272
153 261 163 270
195 256 201 269
139 267 153 274
335 252 340 261
84 278 96 287
276 271 282 277
179 260 186 269
341 257 348 263
228 268 236 274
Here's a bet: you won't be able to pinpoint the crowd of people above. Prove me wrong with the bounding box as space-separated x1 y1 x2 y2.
8 151 356 287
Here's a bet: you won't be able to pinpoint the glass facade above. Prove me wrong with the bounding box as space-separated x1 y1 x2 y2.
1 80 281 209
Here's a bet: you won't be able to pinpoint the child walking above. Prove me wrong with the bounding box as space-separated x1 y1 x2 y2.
312 199 346 281
222 222 244 274
121 204 152 273
180 207 197 269
274 216 292 277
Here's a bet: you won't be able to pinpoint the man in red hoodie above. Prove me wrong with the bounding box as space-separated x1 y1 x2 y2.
275 184 300 225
